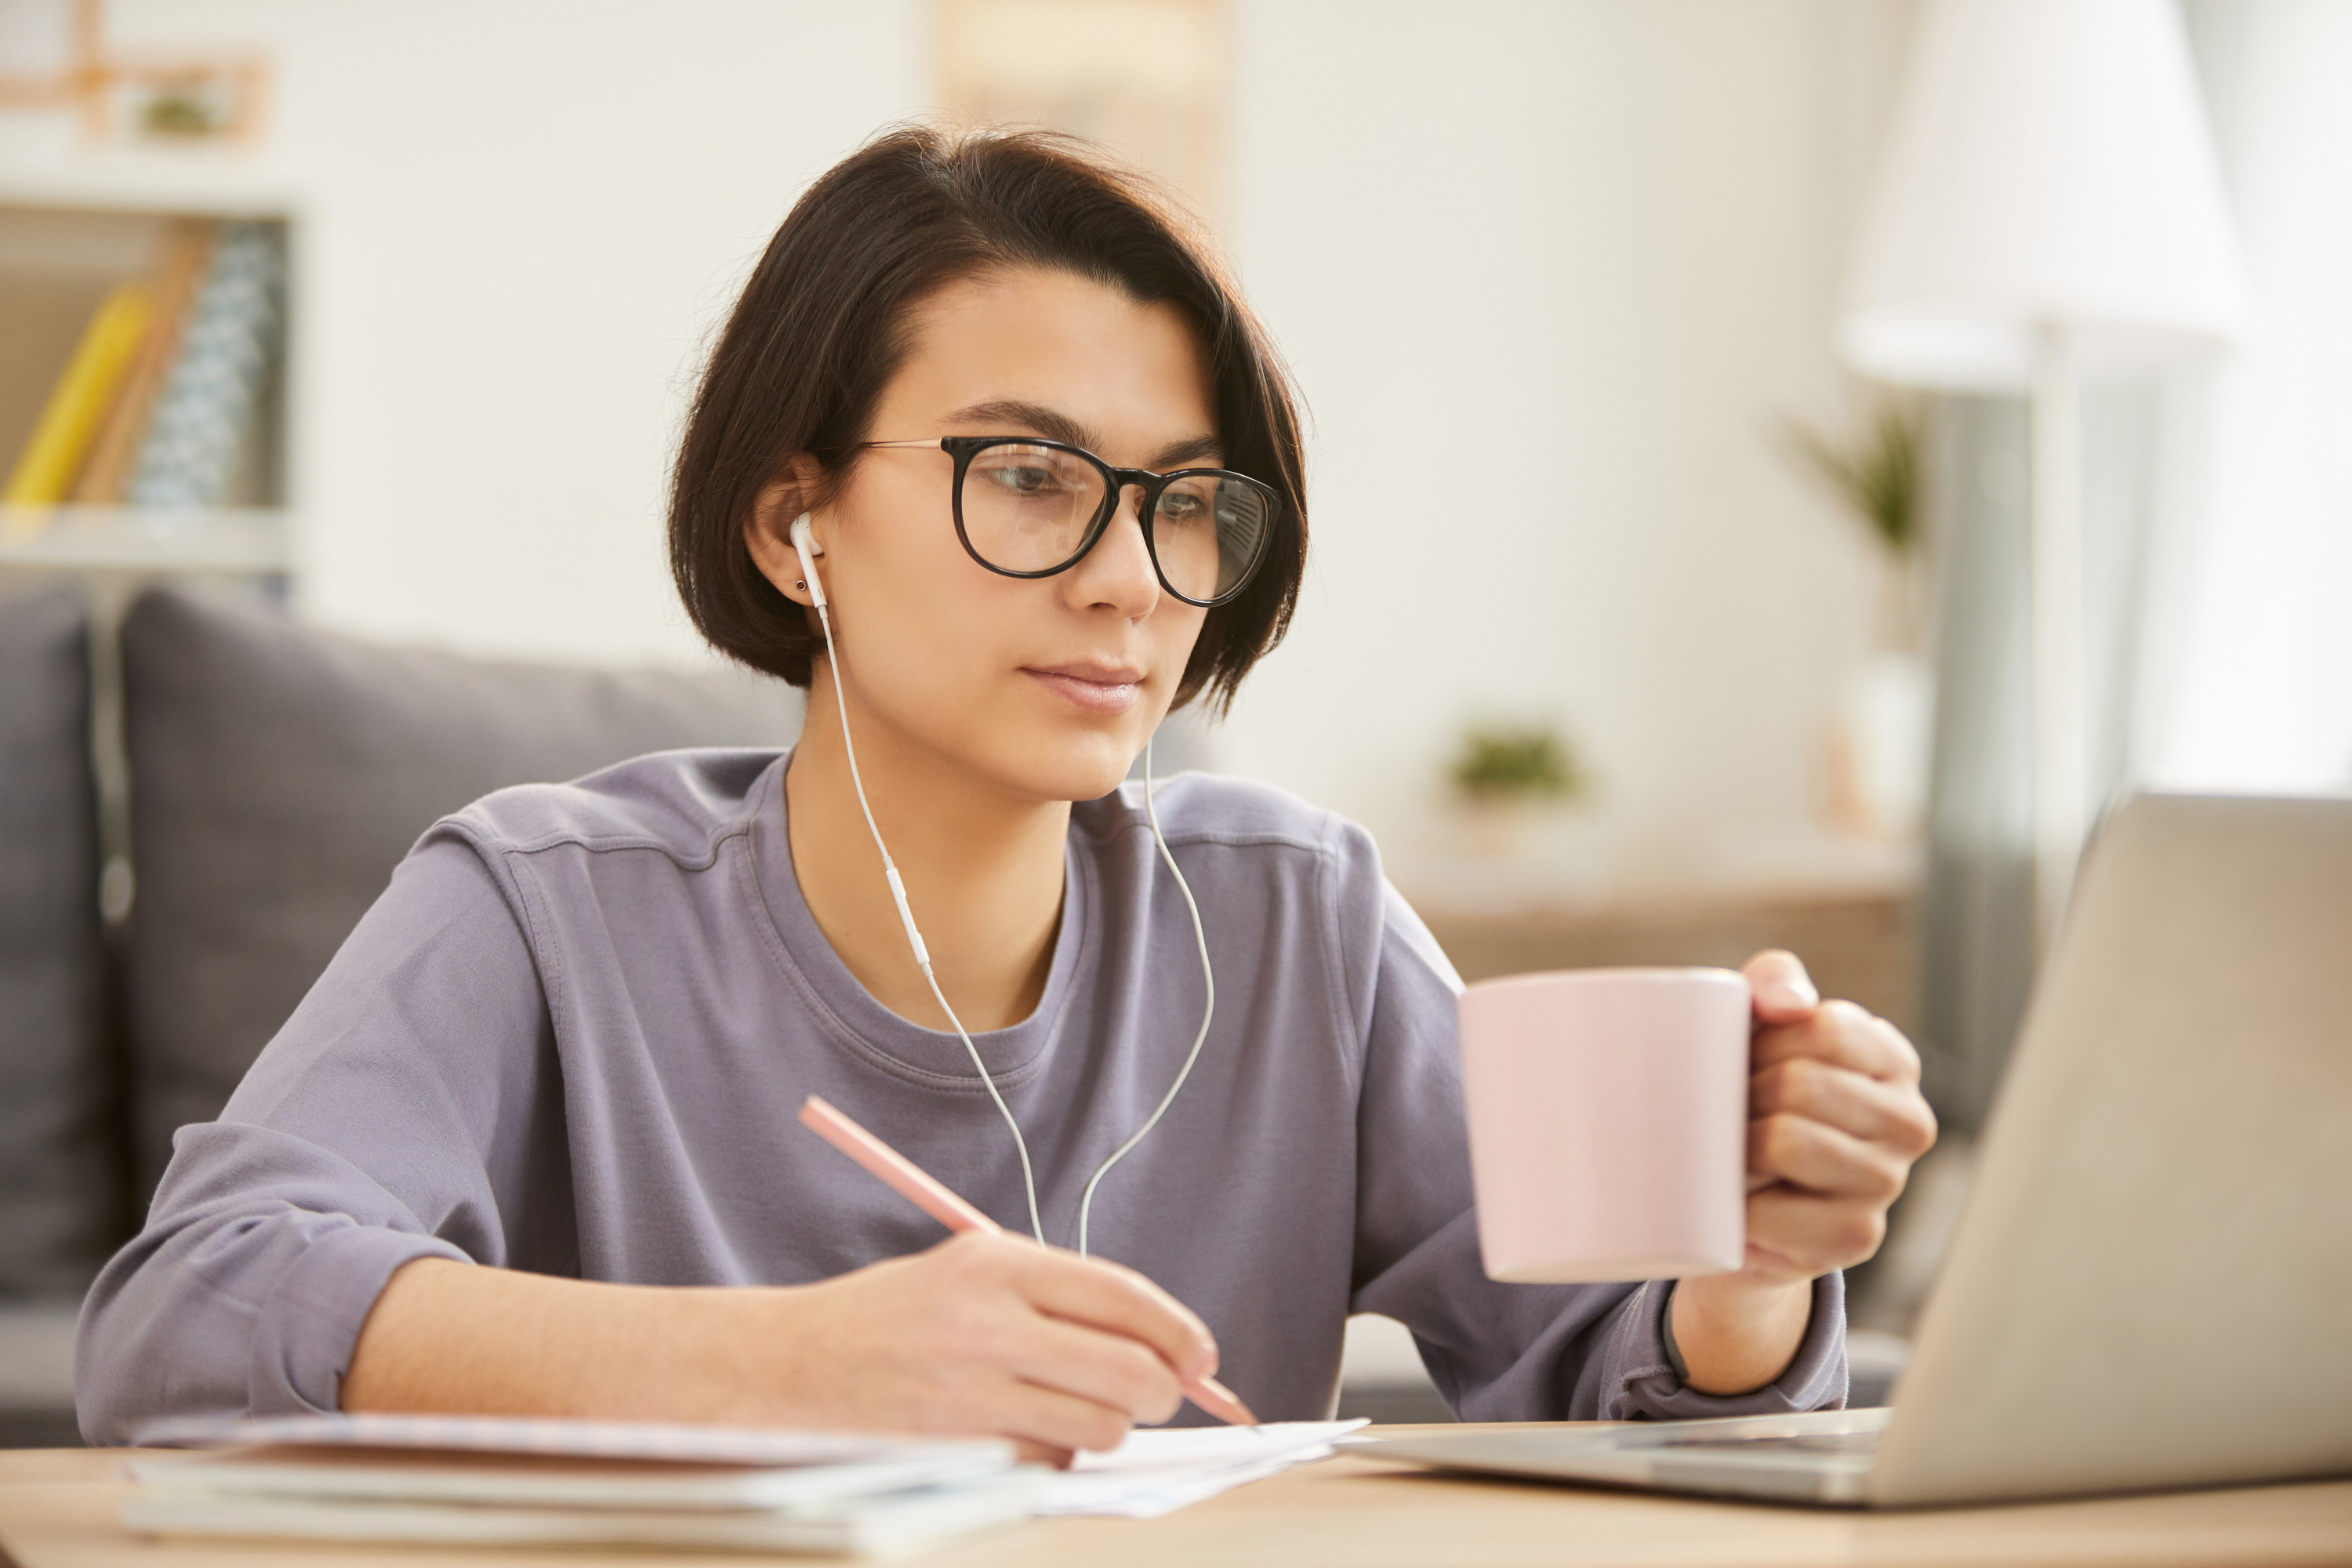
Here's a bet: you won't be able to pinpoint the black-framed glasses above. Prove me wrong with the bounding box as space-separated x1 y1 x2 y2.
849 436 1279 608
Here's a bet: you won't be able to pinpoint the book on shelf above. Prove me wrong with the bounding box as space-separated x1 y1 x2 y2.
0 215 283 528
73 220 220 506
127 221 286 510
2 279 154 507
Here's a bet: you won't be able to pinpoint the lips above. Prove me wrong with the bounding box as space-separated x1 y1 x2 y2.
1022 662 1145 716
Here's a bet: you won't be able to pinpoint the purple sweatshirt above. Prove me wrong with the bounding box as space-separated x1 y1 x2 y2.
77 750 1844 1442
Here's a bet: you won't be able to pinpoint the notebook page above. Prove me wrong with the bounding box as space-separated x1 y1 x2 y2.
1038 1419 1367 1519
128 1411 1000 1468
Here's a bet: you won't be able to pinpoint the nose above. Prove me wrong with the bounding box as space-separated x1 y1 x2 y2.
1063 481 1162 619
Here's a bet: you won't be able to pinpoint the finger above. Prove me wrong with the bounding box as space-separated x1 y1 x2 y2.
1011 1249 1218 1382
1011 1438 1077 1469
1186 1374 1258 1427
1751 1058 1937 1158
1744 1186 1889 1276
1743 949 1820 1023
1751 1000 1920 1083
1749 1112 1907 1203
999 1314 1185 1427
987 1378 1139 1456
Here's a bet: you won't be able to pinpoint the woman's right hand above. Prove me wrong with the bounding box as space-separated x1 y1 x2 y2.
721 1231 1219 1463
348 1234 1219 1465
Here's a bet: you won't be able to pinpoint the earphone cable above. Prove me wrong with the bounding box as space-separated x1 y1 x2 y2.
1073 735 1216 1258
801 534 1210 1258
815 599 1047 1244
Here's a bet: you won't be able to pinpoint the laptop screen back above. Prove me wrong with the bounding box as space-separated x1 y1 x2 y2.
1876 795 2352 1505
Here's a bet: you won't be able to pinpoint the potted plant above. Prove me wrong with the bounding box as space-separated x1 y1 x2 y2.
1786 397 1933 840
1446 720 1590 862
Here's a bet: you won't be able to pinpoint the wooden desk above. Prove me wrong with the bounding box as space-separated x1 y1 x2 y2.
4 1428 2347 1568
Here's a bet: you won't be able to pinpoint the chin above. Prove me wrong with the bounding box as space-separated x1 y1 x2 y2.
984 726 1139 804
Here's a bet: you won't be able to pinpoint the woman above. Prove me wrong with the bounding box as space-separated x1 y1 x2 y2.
78 128 1936 1461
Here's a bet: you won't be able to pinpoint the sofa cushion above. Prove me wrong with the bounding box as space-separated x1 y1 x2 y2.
0 585 116 1294
121 587 801 1195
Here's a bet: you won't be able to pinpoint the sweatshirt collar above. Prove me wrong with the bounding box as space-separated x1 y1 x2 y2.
744 750 1089 1088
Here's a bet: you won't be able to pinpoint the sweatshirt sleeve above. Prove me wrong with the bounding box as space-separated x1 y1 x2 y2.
76 830 561 1443
1342 848 1847 1421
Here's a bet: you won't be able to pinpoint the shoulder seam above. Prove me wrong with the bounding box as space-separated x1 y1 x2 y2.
503 848 570 1051
440 817 742 873
1142 827 1333 855
426 823 571 1060
1313 812 1367 1100
1076 805 1343 859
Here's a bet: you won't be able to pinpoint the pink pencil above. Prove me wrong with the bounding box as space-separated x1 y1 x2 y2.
797 1094 1258 1427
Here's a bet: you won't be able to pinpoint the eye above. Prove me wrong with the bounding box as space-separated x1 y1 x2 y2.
978 463 1062 496
971 445 1085 500
1155 482 1215 526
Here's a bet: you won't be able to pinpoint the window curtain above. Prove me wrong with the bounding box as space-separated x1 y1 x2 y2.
1916 0 2352 1134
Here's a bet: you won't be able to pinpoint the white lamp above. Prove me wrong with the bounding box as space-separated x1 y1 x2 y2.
1837 0 2253 949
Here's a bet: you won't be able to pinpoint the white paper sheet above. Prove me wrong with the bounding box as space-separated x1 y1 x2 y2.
129 1412 1368 1525
1037 1420 1368 1519
128 1412 996 1469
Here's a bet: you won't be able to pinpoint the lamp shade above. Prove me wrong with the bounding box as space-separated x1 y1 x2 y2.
1839 0 2254 390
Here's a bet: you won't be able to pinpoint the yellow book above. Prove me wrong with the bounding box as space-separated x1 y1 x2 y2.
74 221 219 506
3 281 156 506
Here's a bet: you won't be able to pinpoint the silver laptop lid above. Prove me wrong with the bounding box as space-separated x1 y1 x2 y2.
1875 795 2352 1505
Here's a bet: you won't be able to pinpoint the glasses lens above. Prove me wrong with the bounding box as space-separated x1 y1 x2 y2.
958 442 1109 573
1151 474 1274 603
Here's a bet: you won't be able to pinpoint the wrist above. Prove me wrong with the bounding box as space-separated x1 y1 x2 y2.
671 1283 810 1425
1668 1272 1813 1396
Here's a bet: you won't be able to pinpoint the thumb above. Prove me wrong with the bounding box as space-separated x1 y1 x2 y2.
1743 949 1820 1024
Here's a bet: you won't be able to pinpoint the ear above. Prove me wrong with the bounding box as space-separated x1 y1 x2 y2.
744 457 827 607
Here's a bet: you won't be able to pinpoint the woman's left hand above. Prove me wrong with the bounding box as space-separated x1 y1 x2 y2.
1668 949 1939 1395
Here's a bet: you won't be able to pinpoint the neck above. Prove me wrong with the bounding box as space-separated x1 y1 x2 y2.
785 658 1071 1033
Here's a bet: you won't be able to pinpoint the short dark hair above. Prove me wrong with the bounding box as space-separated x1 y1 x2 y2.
668 125 1308 713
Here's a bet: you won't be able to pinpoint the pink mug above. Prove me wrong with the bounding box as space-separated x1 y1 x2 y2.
1458 967 1751 1283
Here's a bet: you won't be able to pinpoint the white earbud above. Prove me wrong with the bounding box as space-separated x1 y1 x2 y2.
789 513 827 610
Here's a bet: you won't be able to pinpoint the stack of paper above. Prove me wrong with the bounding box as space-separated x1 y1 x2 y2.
122 1414 1044 1558
1039 1420 1370 1519
122 1412 1371 1552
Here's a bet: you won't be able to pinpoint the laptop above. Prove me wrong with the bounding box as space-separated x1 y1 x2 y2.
1376 793 2352 1507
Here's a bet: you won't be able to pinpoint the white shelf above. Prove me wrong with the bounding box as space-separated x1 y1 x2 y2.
0 166 300 222
0 506 289 574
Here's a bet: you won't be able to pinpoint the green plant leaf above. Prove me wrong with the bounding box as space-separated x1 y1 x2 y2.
1784 397 1922 554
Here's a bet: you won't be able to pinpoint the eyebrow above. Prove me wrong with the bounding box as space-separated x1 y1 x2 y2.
942 399 1223 471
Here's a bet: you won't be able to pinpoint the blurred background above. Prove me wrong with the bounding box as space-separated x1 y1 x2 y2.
4 0 2347 1435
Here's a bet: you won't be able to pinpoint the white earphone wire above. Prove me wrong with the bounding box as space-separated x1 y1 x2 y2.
811 592 1046 1244
1074 734 1217 1258
800 521 1215 1256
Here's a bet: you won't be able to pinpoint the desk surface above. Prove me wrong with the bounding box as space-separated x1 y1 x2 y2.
3 1427 2348 1568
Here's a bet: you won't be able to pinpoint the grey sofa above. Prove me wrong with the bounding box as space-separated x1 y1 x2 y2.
0 583 801 1444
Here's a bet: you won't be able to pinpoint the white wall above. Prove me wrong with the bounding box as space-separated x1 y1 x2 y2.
5 0 1915 894
267 0 929 667
1222 0 1915 892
